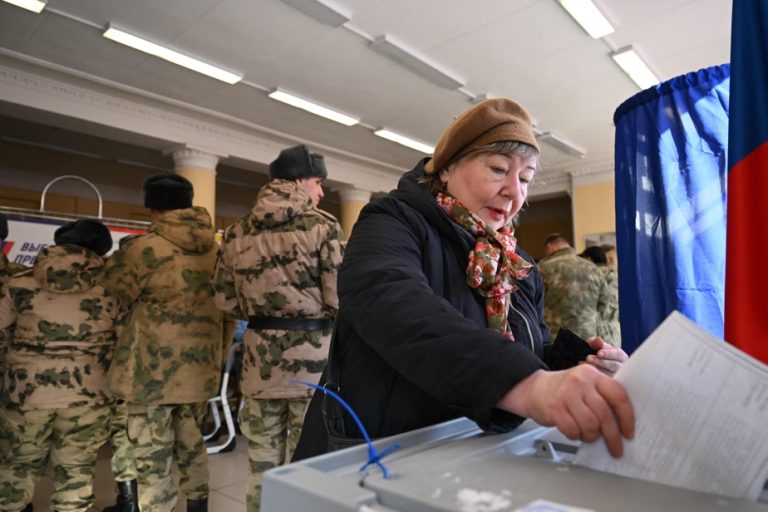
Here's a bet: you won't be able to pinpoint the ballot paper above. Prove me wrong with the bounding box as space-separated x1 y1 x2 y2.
574 311 768 501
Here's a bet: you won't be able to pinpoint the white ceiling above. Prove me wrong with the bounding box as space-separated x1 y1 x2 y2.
0 0 732 179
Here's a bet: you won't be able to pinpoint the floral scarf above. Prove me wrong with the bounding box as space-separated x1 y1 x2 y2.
435 192 533 339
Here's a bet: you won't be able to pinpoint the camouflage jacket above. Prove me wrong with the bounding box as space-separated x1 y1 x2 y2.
0 252 27 370
538 247 611 342
595 266 621 347
0 244 118 410
0 252 27 279
213 180 344 399
101 206 224 405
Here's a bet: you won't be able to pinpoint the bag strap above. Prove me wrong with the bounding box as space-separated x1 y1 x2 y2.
319 314 368 448
321 315 344 419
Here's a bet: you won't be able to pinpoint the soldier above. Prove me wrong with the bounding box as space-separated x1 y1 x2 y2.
538 233 612 343
602 243 618 270
0 219 117 512
1 212 28 459
101 173 224 512
580 245 621 347
213 144 344 511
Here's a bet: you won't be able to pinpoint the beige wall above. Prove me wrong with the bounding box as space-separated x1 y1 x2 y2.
571 180 615 253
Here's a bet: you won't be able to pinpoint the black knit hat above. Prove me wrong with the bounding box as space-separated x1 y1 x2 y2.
268 144 328 181
143 173 194 210
54 219 113 256
0 212 7 241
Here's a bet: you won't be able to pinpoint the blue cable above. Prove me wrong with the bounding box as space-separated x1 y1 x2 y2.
293 380 400 478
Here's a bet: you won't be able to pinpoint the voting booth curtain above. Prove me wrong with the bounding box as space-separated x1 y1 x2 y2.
613 64 730 354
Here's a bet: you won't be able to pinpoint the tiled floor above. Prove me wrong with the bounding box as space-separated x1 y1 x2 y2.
32 435 249 512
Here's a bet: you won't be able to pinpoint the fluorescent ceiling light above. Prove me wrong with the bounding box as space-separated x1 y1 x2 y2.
2 0 46 13
268 89 359 126
102 26 242 84
280 0 349 27
558 0 614 38
470 93 496 104
538 132 586 158
370 35 465 90
610 46 659 89
374 128 434 154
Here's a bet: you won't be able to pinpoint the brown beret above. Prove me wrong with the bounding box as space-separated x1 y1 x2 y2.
424 98 539 175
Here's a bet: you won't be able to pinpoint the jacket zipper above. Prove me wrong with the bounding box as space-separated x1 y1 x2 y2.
509 302 534 353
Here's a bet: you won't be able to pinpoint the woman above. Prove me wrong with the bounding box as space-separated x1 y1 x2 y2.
294 98 634 461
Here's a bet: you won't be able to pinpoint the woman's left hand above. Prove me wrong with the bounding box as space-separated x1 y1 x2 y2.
584 336 627 376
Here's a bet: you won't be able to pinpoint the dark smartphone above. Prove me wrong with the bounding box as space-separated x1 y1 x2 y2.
548 327 598 370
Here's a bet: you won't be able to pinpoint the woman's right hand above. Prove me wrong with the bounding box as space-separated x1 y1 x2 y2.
498 366 635 457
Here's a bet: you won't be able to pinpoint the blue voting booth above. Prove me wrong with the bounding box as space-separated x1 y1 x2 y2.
613 64 730 354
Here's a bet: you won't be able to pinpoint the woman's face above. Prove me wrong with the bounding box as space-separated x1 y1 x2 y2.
440 152 537 230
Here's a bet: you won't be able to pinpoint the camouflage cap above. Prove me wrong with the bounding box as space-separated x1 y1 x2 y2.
424 98 539 175
54 218 113 256
143 173 194 210
269 144 328 181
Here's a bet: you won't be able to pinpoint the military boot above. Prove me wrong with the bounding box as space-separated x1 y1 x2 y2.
187 498 208 512
102 479 139 512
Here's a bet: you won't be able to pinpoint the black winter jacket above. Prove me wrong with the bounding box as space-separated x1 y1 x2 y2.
294 159 554 460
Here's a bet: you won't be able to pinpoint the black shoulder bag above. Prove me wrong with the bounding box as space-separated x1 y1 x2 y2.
321 315 367 452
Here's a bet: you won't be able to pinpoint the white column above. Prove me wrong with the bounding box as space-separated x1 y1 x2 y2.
165 146 222 220
336 187 372 239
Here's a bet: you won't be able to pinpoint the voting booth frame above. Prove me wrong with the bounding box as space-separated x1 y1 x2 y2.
262 417 768 512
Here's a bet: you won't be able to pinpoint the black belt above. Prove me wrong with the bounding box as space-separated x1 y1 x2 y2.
247 316 332 331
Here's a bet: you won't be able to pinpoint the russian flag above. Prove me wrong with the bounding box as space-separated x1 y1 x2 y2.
725 0 768 363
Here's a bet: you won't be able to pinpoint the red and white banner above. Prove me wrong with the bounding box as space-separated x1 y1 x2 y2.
1 214 146 266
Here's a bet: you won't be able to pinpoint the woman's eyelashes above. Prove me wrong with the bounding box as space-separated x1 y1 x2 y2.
490 166 532 185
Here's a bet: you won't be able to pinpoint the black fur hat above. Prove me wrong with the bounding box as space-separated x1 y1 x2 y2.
143 173 194 210
54 219 113 256
0 212 7 241
268 144 328 181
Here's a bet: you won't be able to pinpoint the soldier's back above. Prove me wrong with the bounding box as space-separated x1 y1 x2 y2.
539 248 606 340
104 207 223 405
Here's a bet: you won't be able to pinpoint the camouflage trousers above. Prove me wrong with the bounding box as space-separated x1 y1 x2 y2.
127 402 209 512
0 402 110 512
240 397 310 512
109 401 137 482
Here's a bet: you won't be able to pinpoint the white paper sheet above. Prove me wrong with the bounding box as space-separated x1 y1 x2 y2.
574 311 768 501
